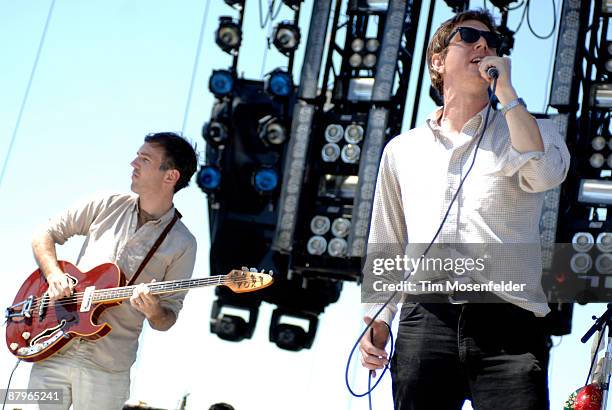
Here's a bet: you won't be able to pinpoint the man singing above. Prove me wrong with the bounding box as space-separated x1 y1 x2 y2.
360 9 570 409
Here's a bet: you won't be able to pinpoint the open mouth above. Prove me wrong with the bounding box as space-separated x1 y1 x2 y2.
470 57 483 64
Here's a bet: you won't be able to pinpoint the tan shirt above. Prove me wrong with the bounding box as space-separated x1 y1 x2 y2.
44 192 196 371
365 106 570 323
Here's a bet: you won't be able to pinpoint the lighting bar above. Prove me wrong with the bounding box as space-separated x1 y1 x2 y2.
549 0 583 109
590 83 612 108
578 179 612 205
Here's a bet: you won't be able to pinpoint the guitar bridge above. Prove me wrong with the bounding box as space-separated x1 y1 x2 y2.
5 295 34 321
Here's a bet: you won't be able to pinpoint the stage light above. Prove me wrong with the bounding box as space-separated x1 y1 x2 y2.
366 38 380 52
273 22 301 55
265 69 293 98
215 17 242 54
253 168 279 193
322 143 340 162
590 83 612 108
596 253 612 274
592 136 607 151
310 215 331 235
197 165 222 193
344 124 364 144
202 120 229 146
605 43 612 72
572 232 595 252
590 153 605 168
363 54 377 68
328 237 348 257
209 70 234 97
341 144 361 164
331 217 351 238
351 38 365 52
549 0 582 108
570 253 593 273
258 116 287 146
604 0 612 14
597 232 612 252
307 235 327 255
349 53 363 68
269 309 318 351
347 77 374 101
210 300 258 342
578 179 612 205
324 124 344 143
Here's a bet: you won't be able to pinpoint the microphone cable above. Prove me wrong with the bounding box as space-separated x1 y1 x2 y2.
345 75 499 410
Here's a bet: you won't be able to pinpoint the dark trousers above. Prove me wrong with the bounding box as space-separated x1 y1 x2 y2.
391 302 550 410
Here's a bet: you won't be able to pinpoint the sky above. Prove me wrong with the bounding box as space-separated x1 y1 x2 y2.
0 0 607 409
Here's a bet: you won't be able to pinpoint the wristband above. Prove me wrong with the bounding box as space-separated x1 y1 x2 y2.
500 97 526 115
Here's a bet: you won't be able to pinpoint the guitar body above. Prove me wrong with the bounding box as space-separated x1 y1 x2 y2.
5 261 124 362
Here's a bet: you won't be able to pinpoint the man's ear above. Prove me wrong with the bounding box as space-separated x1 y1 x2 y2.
431 52 445 75
165 169 180 186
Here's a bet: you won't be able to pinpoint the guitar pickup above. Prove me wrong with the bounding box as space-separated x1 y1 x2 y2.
80 286 96 312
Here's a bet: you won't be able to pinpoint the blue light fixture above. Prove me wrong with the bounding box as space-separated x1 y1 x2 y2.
197 165 222 193
253 168 279 193
209 70 234 97
265 69 293 98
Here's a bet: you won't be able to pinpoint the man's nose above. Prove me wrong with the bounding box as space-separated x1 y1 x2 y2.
474 36 489 52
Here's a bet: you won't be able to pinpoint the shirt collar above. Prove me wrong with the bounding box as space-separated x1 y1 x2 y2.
134 196 176 225
425 104 493 140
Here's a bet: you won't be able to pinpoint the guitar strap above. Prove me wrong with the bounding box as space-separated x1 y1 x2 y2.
127 209 182 286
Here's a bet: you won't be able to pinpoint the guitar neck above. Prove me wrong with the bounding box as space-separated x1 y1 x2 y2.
92 276 225 303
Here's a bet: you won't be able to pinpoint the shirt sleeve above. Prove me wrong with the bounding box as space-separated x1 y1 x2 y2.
157 235 197 318
500 119 570 193
42 193 112 245
362 143 408 326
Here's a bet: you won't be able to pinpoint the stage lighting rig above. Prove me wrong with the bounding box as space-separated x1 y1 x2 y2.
197 165 222 194
223 0 244 9
209 69 235 98
210 299 259 342
202 120 229 147
348 0 389 13
258 115 287 146
488 0 520 10
265 69 294 98
273 21 301 55
215 17 242 54
253 167 280 194
269 308 318 351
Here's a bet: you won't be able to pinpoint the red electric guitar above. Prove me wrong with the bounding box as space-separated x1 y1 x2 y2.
5 260 273 362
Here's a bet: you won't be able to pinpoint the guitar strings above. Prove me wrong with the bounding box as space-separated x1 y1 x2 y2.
19 277 266 314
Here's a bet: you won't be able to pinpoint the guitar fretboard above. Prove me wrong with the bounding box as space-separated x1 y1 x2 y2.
91 276 224 303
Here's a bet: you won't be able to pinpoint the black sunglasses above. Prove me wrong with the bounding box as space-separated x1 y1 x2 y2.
446 27 502 50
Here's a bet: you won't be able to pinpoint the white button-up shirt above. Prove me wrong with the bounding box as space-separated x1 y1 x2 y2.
365 106 570 323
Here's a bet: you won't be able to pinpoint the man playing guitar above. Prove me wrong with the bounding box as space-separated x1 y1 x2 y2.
27 132 198 409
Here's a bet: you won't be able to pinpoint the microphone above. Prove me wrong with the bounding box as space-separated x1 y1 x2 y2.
487 66 499 79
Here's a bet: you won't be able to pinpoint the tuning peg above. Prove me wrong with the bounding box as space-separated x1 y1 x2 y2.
241 266 248 271
249 267 257 272
268 270 274 276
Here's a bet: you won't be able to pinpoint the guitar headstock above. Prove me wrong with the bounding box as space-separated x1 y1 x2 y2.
224 267 274 293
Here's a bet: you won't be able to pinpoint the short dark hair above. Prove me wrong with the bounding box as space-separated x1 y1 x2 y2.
426 9 498 96
144 132 197 193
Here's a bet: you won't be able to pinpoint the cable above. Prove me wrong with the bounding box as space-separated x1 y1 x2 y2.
181 0 211 135
0 0 56 193
526 0 556 40
2 359 21 410
345 78 499 405
513 1 528 33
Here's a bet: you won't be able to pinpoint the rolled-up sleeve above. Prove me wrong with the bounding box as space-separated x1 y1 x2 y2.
501 119 570 192
158 236 197 318
363 143 407 326
43 194 108 244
